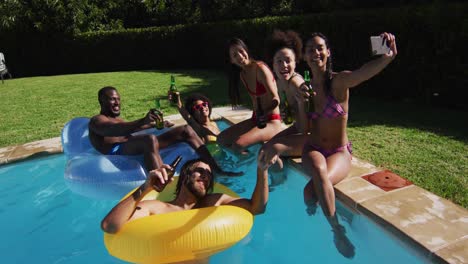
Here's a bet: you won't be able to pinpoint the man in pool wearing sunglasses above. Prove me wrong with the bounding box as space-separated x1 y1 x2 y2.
89 86 241 176
101 158 269 234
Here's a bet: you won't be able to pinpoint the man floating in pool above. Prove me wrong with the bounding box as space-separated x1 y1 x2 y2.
89 86 241 176
101 158 268 234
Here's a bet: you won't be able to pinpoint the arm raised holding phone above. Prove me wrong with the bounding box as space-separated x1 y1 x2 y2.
300 32 397 259
371 35 391 56
333 32 397 89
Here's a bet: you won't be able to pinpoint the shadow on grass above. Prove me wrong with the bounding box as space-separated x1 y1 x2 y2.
349 96 468 143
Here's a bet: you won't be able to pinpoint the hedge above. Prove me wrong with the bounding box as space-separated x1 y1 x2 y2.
1 3 466 108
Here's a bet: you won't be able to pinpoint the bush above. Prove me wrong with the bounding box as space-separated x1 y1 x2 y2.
1 3 465 109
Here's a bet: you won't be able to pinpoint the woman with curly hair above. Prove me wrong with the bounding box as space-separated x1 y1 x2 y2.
257 30 309 173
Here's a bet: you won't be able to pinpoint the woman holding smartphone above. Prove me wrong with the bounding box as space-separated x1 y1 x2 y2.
217 38 284 154
257 30 309 175
301 32 397 258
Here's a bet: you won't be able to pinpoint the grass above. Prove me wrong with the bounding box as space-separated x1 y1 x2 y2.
0 70 466 208
348 97 467 208
0 70 232 146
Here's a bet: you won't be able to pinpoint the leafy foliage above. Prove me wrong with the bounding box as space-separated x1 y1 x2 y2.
1 1 465 109
0 0 453 34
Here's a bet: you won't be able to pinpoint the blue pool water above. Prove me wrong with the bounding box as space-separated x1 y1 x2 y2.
0 155 432 264
0 121 432 263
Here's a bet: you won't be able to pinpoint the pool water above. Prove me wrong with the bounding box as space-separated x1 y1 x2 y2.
0 155 431 264
0 120 432 264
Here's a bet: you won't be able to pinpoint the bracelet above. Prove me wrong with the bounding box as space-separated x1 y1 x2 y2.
132 183 146 200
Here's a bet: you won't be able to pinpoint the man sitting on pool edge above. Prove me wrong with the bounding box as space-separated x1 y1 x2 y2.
101 158 268 234
88 86 241 176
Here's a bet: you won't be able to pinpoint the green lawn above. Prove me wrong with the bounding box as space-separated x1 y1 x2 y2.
0 70 466 208
0 70 232 146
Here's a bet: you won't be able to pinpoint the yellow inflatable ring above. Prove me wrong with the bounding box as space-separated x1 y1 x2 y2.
104 177 253 264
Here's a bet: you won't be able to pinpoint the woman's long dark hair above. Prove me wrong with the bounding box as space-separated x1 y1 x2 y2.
226 38 250 107
305 32 333 93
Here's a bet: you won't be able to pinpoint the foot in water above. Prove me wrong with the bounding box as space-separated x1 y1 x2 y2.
304 182 318 215
268 158 287 191
220 145 257 167
305 199 319 215
332 224 355 259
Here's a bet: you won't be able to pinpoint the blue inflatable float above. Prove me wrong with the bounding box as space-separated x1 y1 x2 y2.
62 117 199 200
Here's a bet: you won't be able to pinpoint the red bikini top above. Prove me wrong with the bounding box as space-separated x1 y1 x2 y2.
240 62 274 96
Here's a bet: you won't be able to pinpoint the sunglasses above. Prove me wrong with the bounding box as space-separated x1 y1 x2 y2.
192 101 209 111
191 167 213 179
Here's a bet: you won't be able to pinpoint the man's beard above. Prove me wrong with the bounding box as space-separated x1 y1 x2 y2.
186 180 206 199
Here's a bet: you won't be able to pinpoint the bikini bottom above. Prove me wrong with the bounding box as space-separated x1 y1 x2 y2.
308 142 352 158
251 112 282 124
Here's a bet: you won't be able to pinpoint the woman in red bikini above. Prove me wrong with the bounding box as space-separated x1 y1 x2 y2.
217 38 284 153
301 32 397 258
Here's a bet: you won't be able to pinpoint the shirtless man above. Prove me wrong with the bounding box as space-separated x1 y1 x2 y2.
101 159 268 234
89 86 242 175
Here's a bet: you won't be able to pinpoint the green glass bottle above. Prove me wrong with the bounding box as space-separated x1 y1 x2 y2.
168 75 178 105
304 70 315 113
304 70 310 84
167 155 182 178
153 98 165 130
280 90 294 125
256 97 266 129
154 155 182 192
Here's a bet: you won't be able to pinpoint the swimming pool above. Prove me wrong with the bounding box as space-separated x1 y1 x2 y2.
0 152 431 263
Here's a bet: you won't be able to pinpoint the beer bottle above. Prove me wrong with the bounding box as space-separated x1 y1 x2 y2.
304 70 315 113
256 97 267 129
153 98 165 130
280 90 294 125
168 155 182 178
168 75 178 105
154 155 182 192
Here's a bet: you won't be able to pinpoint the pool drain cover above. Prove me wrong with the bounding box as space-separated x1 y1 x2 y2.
362 170 413 191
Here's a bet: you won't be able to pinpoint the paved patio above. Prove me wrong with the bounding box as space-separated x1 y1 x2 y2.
0 106 466 263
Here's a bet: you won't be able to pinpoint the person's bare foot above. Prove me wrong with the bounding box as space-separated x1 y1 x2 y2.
305 199 319 215
332 225 355 259
304 182 318 215
269 159 286 190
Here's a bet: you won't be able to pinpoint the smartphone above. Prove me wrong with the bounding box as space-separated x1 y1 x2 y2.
370 36 390 56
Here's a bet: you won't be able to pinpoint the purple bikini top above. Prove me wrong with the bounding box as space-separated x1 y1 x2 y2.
307 94 347 120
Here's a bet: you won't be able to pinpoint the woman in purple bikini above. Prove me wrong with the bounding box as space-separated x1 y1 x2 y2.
301 32 397 258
